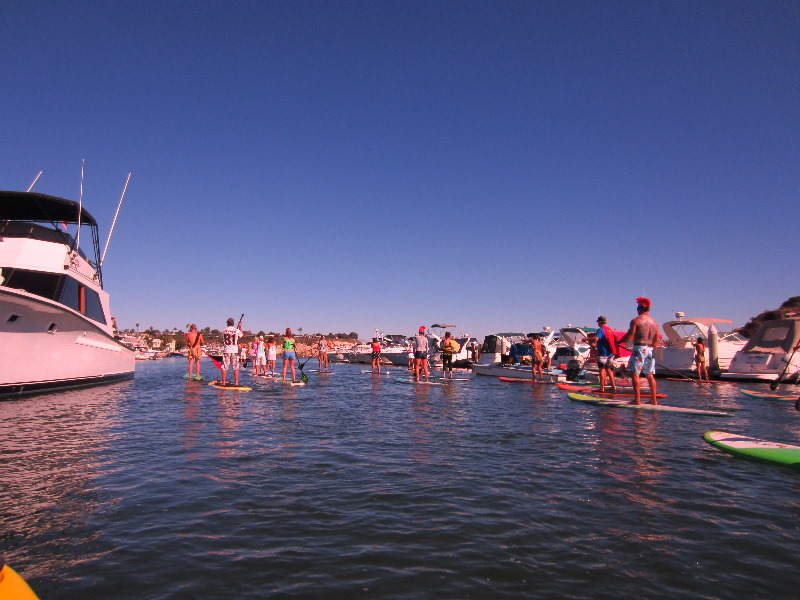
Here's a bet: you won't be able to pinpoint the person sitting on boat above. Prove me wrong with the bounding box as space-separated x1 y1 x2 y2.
693 336 709 381
594 316 618 392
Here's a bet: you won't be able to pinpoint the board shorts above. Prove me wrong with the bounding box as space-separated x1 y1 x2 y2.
283 351 296 360
222 352 240 371
268 349 277 361
442 354 453 369
256 355 266 366
187 346 202 360
372 351 381 359
597 355 615 369
627 346 655 375
415 351 428 360
531 352 543 365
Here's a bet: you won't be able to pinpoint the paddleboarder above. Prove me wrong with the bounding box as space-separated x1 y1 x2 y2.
441 331 460 379
618 297 660 405
593 316 618 392
184 324 204 380
221 317 244 387
528 333 544 381
693 336 709 381
317 334 331 373
370 337 382 373
282 328 298 382
413 326 430 382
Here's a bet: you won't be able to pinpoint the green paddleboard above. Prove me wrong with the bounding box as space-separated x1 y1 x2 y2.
703 431 800 470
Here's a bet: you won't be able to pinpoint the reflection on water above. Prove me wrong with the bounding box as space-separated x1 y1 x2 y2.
0 381 132 578
1 359 799 600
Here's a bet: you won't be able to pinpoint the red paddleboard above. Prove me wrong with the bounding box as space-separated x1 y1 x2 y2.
556 382 666 398
498 377 556 384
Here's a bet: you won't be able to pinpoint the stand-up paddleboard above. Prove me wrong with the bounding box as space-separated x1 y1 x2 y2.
394 377 444 386
361 369 390 375
279 380 306 386
740 388 798 401
703 431 800 470
566 392 729 416
498 377 555 384
208 381 252 391
557 383 667 398
432 377 470 381
0 563 40 600
183 374 205 381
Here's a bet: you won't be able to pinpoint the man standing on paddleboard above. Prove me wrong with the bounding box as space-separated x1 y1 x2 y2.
185 324 205 381
221 317 244 387
413 326 430 382
593 316 618 392
618 298 660 405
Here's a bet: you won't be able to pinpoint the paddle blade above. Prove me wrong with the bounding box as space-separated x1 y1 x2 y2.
769 381 779 391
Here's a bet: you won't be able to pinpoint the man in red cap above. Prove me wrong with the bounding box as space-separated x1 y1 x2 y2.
619 297 660 404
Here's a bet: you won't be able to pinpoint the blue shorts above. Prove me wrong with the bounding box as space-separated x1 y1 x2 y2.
414 351 427 360
283 351 296 360
627 346 655 375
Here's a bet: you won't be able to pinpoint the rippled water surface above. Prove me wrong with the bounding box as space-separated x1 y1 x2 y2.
2 359 799 599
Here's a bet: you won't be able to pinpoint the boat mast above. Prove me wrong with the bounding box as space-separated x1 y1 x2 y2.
100 172 131 266
74 159 85 252
26 171 42 192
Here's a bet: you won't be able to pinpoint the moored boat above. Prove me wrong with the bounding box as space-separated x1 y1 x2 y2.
0 189 135 397
722 317 800 382
654 315 746 376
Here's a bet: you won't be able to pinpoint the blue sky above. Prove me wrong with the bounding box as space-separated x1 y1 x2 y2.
2 1 798 339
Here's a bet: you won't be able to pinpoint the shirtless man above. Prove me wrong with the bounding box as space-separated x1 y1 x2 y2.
618 297 660 405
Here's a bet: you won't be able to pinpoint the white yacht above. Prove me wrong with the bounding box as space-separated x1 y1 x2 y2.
0 190 135 396
654 315 746 375
722 317 800 382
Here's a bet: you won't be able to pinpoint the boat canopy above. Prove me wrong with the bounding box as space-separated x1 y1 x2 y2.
740 319 800 354
0 191 97 226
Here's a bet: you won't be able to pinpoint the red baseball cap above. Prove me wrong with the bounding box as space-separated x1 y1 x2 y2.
419 326 426 332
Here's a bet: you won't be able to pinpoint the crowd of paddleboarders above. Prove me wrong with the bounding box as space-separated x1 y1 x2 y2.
180 297 722 404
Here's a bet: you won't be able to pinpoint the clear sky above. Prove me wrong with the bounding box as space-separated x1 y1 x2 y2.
2 1 798 340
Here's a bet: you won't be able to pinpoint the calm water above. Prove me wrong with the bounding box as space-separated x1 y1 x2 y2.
2 358 799 599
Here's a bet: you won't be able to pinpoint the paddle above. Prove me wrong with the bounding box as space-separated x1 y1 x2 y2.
769 339 800 391
298 356 312 383
653 358 716 387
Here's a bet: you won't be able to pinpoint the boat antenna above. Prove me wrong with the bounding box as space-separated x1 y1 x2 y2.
100 172 131 266
26 171 43 192
75 159 85 252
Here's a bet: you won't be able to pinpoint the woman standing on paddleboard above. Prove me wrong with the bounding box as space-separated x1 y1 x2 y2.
282 328 298 382
266 335 277 376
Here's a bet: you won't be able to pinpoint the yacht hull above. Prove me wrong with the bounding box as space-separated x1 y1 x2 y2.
0 289 135 397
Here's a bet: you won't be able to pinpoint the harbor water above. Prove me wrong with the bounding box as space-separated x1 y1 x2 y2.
2 358 799 599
